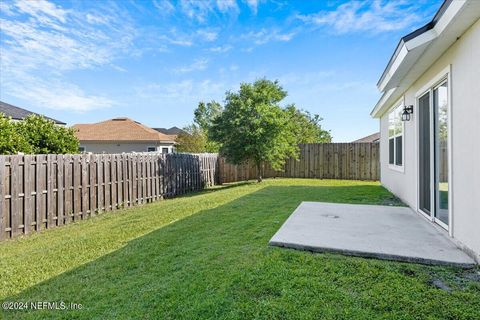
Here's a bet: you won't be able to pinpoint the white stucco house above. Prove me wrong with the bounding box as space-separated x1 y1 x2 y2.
371 0 480 263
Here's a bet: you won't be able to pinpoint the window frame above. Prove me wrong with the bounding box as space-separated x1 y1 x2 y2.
79 146 86 153
387 100 405 172
162 147 169 154
146 146 157 152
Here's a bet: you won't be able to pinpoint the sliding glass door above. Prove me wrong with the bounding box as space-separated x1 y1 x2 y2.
418 79 449 229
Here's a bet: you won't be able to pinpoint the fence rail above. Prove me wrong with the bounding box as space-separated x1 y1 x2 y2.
218 143 380 183
0 153 218 240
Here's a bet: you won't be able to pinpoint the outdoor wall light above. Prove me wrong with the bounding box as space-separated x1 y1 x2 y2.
401 105 414 121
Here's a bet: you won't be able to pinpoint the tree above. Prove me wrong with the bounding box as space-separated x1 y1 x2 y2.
15 115 79 154
285 104 332 143
194 100 223 132
193 100 223 152
0 114 32 154
210 79 298 182
175 124 208 153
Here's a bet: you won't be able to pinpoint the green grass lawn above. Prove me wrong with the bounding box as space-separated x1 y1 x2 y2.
0 179 479 319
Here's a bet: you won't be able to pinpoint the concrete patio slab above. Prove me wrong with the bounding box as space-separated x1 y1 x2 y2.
269 202 476 268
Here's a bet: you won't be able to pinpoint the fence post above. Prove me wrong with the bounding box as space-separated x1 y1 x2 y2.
10 155 21 237
57 154 65 225
0 156 6 240
24 155 33 234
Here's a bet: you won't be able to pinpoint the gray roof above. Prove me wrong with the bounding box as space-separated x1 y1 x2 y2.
153 126 185 135
0 101 66 124
352 132 380 143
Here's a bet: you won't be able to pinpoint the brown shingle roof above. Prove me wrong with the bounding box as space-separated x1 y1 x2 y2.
72 118 176 142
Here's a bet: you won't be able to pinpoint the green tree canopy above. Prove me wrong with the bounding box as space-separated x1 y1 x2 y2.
210 79 298 182
175 124 208 153
285 104 332 143
194 100 223 132
192 100 223 152
0 114 79 155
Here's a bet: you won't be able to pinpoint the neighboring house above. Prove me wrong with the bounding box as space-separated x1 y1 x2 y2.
153 126 186 136
0 100 66 125
73 118 176 154
351 132 380 143
371 0 480 262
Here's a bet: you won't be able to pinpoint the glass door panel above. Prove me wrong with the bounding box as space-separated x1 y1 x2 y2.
418 92 431 215
434 82 449 226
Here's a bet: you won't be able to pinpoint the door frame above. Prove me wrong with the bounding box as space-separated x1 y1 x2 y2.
414 65 453 235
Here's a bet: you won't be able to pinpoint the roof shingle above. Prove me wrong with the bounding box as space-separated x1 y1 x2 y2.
72 118 176 142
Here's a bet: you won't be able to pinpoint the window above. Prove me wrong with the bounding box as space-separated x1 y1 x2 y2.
388 103 404 168
162 147 169 154
79 146 86 152
147 147 156 152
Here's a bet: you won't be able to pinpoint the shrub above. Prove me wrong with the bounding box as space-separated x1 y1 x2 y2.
0 114 79 154
0 114 32 154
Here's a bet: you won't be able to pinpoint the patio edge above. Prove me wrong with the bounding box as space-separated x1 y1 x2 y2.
269 240 477 269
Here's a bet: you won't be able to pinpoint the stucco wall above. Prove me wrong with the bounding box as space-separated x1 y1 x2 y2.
379 19 480 261
80 142 175 154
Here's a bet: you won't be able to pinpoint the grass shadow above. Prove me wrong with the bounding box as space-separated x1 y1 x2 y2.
177 180 257 198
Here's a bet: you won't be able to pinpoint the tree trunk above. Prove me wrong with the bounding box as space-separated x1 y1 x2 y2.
256 162 263 182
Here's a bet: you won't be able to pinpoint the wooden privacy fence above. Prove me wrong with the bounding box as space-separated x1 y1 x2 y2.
0 153 218 240
218 143 380 183
0 143 379 240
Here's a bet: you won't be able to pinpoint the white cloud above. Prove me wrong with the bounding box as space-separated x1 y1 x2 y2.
297 0 422 34
168 38 193 46
277 71 334 87
86 13 110 24
179 0 214 22
245 0 259 14
153 0 175 15
1 2 135 70
0 1 137 112
135 79 228 104
180 0 238 22
0 2 15 15
242 47 254 53
174 58 209 73
197 29 218 42
2 74 114 112
15 0 67 23
111 65 128 72
157 27 221 47
209 45 233 53
241 28 296 45
217 0 238 12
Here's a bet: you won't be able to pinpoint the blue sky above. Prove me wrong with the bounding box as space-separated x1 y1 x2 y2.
0 0 441 142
